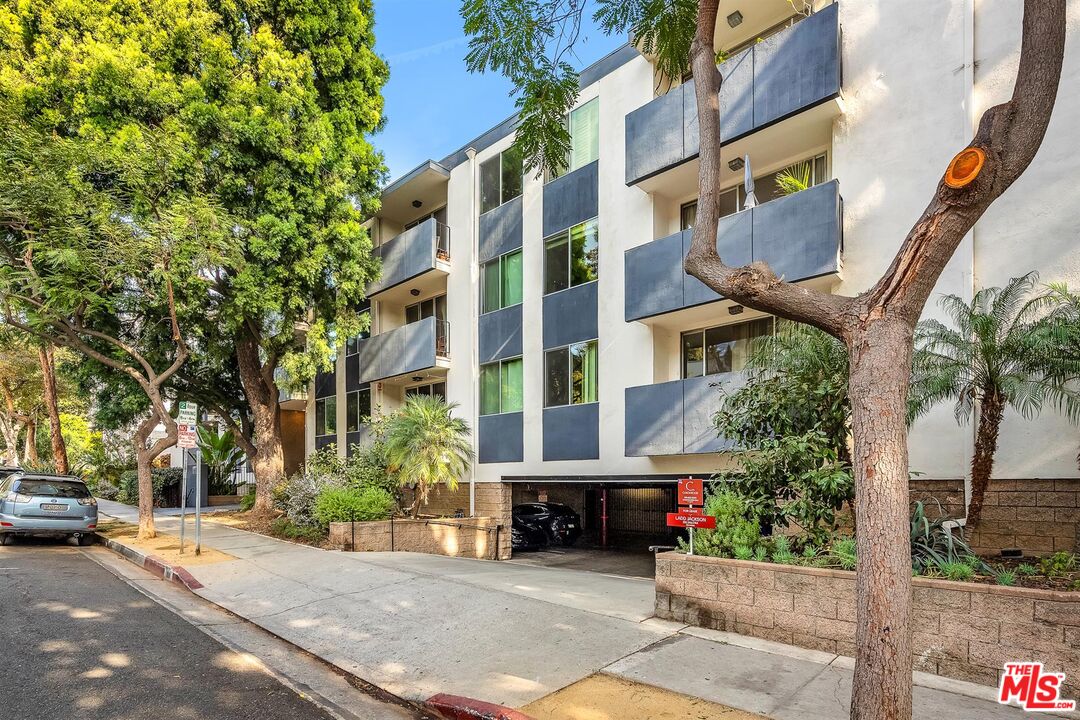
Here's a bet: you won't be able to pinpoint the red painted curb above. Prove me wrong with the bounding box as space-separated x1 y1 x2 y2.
426 694 535 720
144 554 168 579
172 565 204 590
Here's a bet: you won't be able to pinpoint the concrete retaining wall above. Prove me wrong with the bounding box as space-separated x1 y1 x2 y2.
655 552 1080 694
329 516 505 560
399 482 513 559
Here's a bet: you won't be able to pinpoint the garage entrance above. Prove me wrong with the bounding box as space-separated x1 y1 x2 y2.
507 478 690 578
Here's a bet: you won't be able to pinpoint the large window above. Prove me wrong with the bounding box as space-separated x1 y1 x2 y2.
479 357 523 415
315 396 336 436
680 153 828 230
544 340 598 407
681 318 773 378
548 97 600 181
481 250 523 314
345 386 371 433
480 146 523 214
544 218 598 295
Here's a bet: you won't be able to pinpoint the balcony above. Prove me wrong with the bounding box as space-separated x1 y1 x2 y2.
366 218 450 301
353 316 450 385
624 179 842 323
624 2 840 188
625 373 748 457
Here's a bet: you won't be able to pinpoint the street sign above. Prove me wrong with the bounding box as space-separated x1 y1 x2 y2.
177 423 198 449
678 478 704 506
667 511 717 529
177 401 198 425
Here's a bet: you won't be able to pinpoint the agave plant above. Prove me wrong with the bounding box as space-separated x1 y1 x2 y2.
910 273 1080 528
910 500 984 575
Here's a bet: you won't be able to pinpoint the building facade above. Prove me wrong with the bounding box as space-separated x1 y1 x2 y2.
306 0 1080 558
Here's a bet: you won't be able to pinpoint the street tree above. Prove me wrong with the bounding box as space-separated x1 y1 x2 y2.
0 329 42 465
461 1 1066 717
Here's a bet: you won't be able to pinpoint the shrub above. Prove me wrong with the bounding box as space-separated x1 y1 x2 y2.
270 517 326 543
94 480 120 501
1017 563 1039 577
995 568 1017 587
677 488 762 558
938 561 975 582
239 489 256 512
909 500 982 574
117 467 183 506
1039 551 1077 578
312 486 394 529
829 536 857 571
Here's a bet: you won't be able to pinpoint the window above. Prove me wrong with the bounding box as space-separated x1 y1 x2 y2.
548 98 600 181
345 386 371 433
403 205 447 231
480 146 523 214
544 340 598 407
544 218 598 295
405 294 447 324
405 381 446 400
681 317 774 378
679 153 828 229
315 396 336 436
479 357 523 415
481 250 523 313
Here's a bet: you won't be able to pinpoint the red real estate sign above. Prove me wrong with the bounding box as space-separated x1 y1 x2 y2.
678 478 704 506
667 510 717 529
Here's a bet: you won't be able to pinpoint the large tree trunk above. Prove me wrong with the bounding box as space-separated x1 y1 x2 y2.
966 390 1004 530
133 416 157 539
36 345 68 474
38 345 69 474
0 416 19 465
236 333 284 515
848 319 914 720
22 418 38 464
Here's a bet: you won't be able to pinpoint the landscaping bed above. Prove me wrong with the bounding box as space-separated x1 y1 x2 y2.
655 551 1080 694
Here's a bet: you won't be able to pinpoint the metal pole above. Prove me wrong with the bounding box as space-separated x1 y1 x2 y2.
689 526 694 556
194 453 202 556
179 452 187 554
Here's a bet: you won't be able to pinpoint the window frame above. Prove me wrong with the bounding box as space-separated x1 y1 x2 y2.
405 294 447 325
345 386 372 433
480 249 523 315
543 217 599 296
314 395 337 437
479 356 523 416
680 317 775 379
545 97 600 183
479 147 524 214
405 381 447 400
543 340 599 408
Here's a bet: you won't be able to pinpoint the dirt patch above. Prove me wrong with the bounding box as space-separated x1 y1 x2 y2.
521 673 764 720
100 523 234 566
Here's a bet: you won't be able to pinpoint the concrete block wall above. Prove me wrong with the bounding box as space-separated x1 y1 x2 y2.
969 479 1080 557
655 553 1080 694
400 481 512 559
328 517 502 559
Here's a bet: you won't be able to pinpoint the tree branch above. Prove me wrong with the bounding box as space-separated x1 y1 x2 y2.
683 0 851 339
864 0 1066 323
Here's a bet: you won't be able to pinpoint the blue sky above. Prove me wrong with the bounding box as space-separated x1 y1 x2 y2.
373 0 626 181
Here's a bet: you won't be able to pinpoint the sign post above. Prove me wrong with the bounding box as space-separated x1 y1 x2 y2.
176 402 199 555
668 478 710 555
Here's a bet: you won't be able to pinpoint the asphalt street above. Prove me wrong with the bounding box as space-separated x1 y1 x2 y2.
0 540 337 720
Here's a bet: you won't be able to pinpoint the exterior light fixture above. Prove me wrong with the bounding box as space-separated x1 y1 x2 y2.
728 305 744 315
727 11 743 28
411 376 423 382
412 199 423 208
727 157 745 172
410 288 421 297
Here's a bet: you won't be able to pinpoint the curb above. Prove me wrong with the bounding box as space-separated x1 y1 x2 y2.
426 694 535 720
100 536 204 591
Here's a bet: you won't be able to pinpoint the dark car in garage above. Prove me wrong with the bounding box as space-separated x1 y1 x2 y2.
510 514 547 551
512 502 582 547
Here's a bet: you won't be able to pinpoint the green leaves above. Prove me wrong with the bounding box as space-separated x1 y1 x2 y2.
594 0 697 85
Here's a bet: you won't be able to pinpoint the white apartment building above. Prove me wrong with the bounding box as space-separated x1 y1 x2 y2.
305 0 1080 559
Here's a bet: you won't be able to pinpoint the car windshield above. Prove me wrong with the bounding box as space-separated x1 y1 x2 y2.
16 479 90 499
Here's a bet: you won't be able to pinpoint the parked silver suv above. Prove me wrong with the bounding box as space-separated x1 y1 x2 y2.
0 472 98 546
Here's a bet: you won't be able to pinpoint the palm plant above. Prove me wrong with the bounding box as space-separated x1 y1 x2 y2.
196 426 245 495
1044 282 1080 469
384 395 473 519
910 273 1080 528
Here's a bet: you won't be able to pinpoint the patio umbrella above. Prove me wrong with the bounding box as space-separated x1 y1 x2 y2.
742 154 758 210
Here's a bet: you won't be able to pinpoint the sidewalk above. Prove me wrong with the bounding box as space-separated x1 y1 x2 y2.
99 501 1046 719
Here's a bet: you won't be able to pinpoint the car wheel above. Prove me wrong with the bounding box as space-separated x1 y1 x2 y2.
77 534 96 547
0 534 15 546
